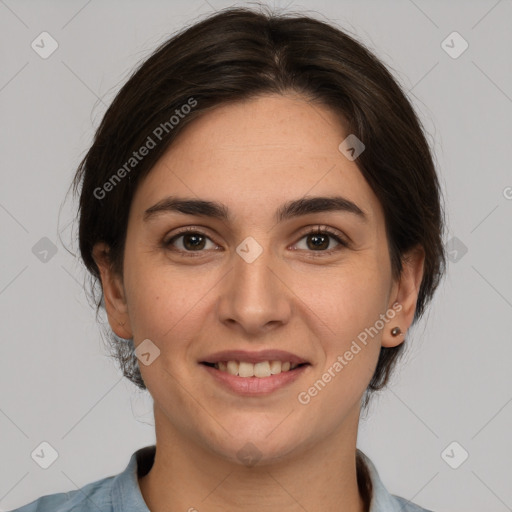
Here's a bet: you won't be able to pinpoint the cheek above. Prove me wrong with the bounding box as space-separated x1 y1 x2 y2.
123 246 198 333
123 258 220 378
295 258 389 342
297 272 386 413
299 259 389 396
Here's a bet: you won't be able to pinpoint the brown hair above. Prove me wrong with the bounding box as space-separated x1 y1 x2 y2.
71 5 446 405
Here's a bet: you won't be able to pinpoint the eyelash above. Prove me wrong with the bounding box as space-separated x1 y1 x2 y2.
162 225 349 258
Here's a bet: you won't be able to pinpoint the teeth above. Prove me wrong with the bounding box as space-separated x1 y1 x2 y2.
269 361 282 374
226 360 239 376
238 361 254 377
254 361 271 378
213 360 301 378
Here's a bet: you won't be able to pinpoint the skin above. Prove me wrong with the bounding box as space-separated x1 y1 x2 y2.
93 93 425 512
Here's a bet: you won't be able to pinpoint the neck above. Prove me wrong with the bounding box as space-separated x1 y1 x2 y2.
138 406 367 512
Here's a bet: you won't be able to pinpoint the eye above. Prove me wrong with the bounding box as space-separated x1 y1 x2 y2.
292 226 348 255
163 225 349 257
163 227 219 255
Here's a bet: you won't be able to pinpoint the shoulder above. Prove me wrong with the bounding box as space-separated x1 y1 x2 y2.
8 445 155 512
356 449 435 512
392 494 433 512
391 495 434 512
7 474 115 512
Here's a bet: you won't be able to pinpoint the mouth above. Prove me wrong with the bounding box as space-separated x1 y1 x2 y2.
200 360 310 378
199 352 311 395
199 349 311 380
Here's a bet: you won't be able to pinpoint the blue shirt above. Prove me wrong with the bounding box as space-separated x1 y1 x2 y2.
9 446 433 511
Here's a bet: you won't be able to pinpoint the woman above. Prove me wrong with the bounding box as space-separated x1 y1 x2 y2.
11 5 446 512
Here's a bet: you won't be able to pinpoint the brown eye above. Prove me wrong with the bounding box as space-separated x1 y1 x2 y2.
163 225 348 258
306 232 330 250
293 227 348 254
164 228 218 255
179 232 207 251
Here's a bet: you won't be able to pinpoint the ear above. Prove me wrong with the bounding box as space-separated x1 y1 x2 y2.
382 244 425 348
92 242 133 339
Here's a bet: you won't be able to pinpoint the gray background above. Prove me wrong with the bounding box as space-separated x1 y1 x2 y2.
1 0 511 510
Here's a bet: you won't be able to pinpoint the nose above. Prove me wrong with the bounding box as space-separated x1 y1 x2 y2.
216 240 292 336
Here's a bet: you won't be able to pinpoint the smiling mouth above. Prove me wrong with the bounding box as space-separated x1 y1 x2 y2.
200 360 310 378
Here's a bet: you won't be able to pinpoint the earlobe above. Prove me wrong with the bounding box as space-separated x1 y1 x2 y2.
382 245 425 348
92 242 133 339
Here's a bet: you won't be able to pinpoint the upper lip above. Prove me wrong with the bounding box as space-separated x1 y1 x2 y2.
200 349 309 365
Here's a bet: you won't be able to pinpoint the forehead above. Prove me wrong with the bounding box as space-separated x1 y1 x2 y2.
131 94 383 228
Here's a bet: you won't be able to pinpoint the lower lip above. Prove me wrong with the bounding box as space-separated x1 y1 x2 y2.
200 364 309 395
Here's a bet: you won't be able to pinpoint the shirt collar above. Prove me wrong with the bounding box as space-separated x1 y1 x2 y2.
111 445 154 512
111 445 406 512
358 450 407 511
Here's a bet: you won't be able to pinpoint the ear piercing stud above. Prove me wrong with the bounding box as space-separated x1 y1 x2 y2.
391 326 402 337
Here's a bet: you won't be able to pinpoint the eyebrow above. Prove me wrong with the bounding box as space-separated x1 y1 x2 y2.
143 195 368 224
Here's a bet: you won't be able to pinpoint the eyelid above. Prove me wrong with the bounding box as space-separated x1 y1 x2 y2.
294 224 348 244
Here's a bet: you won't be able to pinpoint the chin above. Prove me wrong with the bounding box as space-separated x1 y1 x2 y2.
202 422 308 468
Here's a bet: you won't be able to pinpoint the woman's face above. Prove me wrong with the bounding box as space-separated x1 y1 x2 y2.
96 93 422 464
